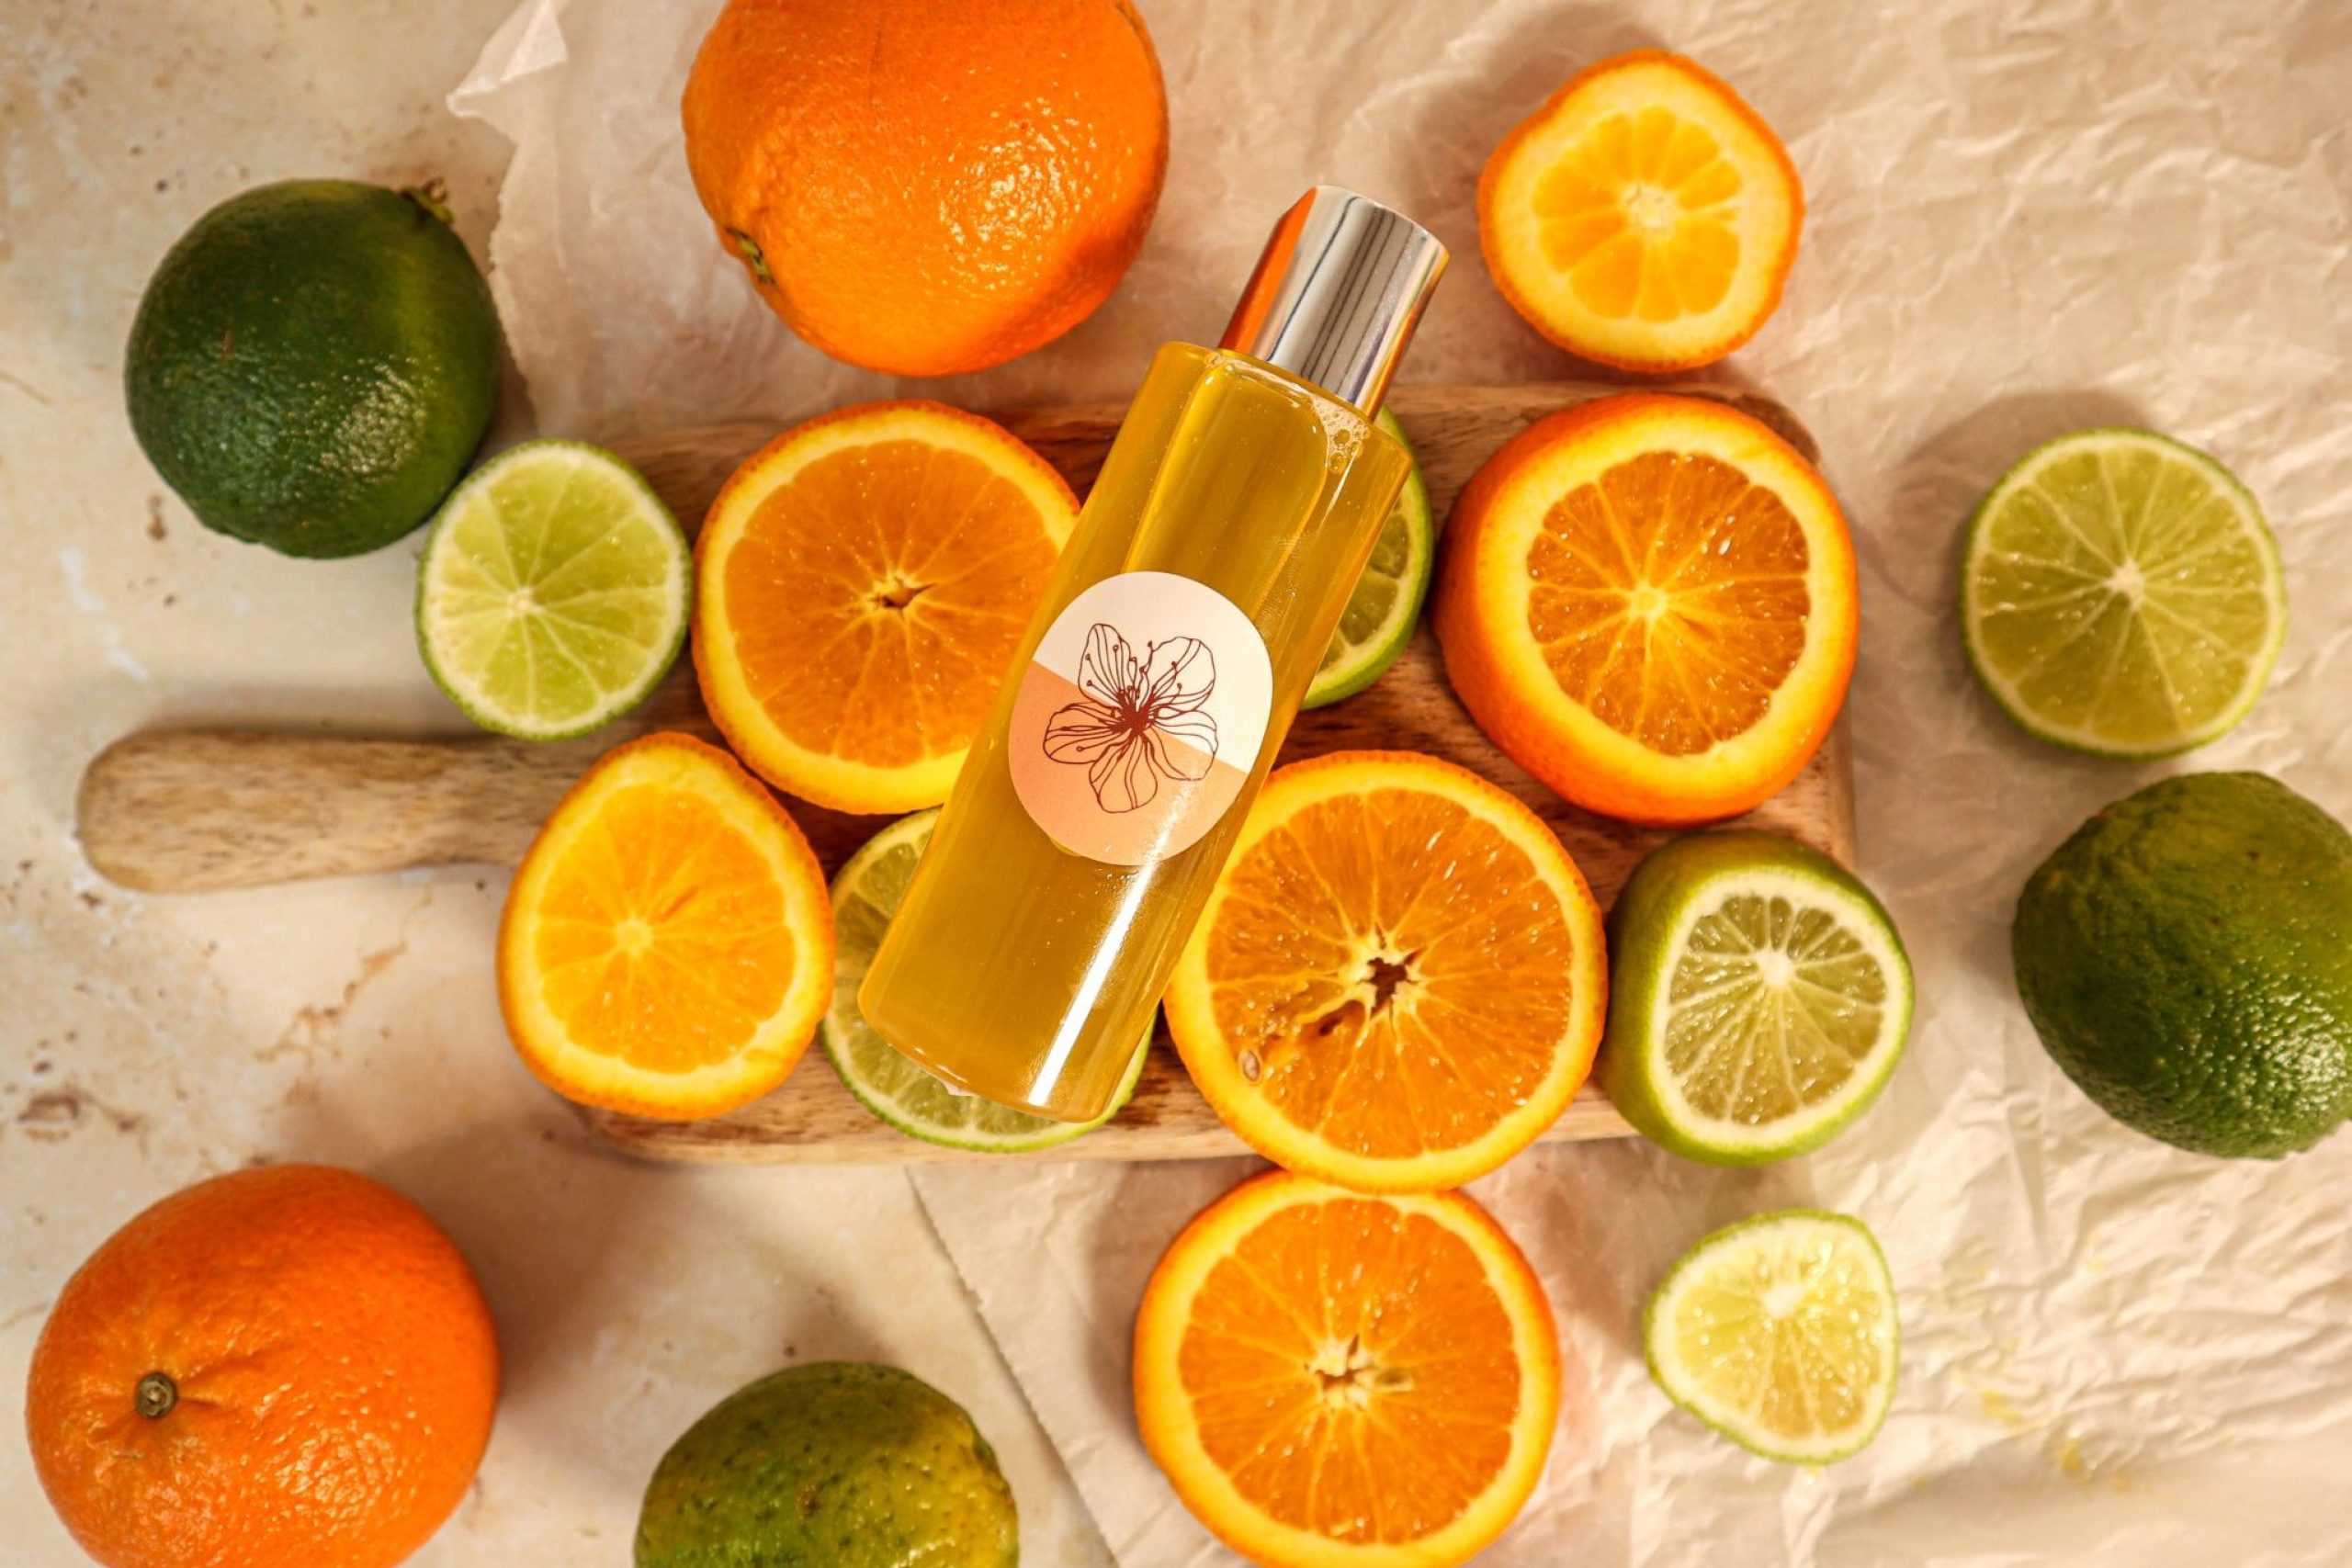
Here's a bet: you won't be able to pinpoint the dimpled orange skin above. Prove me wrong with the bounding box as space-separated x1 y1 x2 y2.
682 0 1169 378
25 1165 499 1568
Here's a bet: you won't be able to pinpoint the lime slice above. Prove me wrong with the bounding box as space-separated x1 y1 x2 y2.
1304 409 1435 708
415 439 690 740
1597 831 1912 1166
823 810 1149 1151
1961 428 2285 757
1645 1209 1899 1464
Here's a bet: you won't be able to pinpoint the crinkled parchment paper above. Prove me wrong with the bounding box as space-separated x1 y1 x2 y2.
453 2 2352 1562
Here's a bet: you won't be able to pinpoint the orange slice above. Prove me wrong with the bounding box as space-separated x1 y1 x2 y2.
1134 1169 1561 1568
694 400 1079 814
1433 393 1857 825
497 732 834 1119
1164 750 1606 1193
1480 50 1803 371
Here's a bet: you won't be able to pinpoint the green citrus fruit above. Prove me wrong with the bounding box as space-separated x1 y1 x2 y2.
636 1361 1016 1568
1645 1210 1899 1464
125 179 503 558
823 809 1148 1151
1304 409 1435 708
2014 772 2352 1158
414 439 689 740
1961 428 2285 756
1597 830 1913 1166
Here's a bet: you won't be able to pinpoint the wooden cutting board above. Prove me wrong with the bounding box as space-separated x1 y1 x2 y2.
77 383 1853 1165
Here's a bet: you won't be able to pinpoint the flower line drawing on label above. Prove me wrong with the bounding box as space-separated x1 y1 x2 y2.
1041 623 1220 813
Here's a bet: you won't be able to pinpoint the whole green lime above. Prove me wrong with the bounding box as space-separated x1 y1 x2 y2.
635 1362 1017 1568
2014 773 2352 1158
125 179 502 558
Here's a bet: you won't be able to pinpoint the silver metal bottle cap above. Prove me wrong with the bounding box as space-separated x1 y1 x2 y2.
1218 186 1449 415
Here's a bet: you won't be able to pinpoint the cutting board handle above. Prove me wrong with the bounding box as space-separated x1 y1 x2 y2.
77 729 588 893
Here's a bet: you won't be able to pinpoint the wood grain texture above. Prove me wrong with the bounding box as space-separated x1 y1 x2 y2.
75 382 1853 1165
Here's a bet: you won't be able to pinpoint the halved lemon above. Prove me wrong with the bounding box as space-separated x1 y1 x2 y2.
1432 392 1857 826
1480 50 1804 371
1135 1169 1560 1568
694 400 1079 814
497 733 834 1119
1164 750 1607 1193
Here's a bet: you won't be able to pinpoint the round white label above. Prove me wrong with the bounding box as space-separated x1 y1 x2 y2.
1007 570 1274 866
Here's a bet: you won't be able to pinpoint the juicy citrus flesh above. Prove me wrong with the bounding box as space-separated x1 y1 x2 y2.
1135 1171 1559 1568
1962 429 2285 757
1645 1210 1897 1463
1532 448 1810 755
499 733 834 1119
418 440 688 739
1166 750 1607 1193
823 810 1147 1151
1306 410 1433 708
695 401 1078 814
1663 877 1900 1126
682 0 1168 376
25 1165 499 1568
1436 394 1857 824
1482 51 1802 370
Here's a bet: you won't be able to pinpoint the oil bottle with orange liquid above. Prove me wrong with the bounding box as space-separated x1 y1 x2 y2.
859 187 1446 1121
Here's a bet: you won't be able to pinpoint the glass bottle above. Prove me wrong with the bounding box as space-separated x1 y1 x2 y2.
859 187 1447 1121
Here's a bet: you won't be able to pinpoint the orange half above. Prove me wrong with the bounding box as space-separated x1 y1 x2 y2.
1480 50 1803 371
1135 1170 1561 1568
497 732 834 1119
1434 393 1857 825
694 400 1079 814
1164 750 1607 1193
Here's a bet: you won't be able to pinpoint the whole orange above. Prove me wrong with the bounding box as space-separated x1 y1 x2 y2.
25 1164 500 1568
682 0 1169 377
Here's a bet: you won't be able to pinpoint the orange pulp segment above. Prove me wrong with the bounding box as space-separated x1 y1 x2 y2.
1480 51 1803 371
1164 750 1607 1193
1134 1169 1561 1568
694 400 1079 814
497 732 834 1119
1434 393 1856 825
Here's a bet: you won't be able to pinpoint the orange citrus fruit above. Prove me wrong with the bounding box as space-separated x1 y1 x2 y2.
694 400 1080 815
682 0 1168 377
1433 393 1857 826
497 731 834 1119
1164 750 1607 1193
26 1164 498 1568
1134 1169 1560 1568
1480 50 1803 371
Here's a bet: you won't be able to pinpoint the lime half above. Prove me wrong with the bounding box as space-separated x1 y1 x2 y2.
1305 409 1435 708
416 439 689 740
1598 831 1912 1166
1645 1210 1899 1464
824 810 1148 1152
1962 428 2285 757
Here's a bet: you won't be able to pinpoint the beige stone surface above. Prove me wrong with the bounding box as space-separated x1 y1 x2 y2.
0 5 1105 1563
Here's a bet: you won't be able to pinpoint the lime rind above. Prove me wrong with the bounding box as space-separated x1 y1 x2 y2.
416 438 690 741
821 810 1148 1152
1599 831 1913 1167
1304 410 1435 709
1960 427 2286 759
1644 1209 1899 1464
